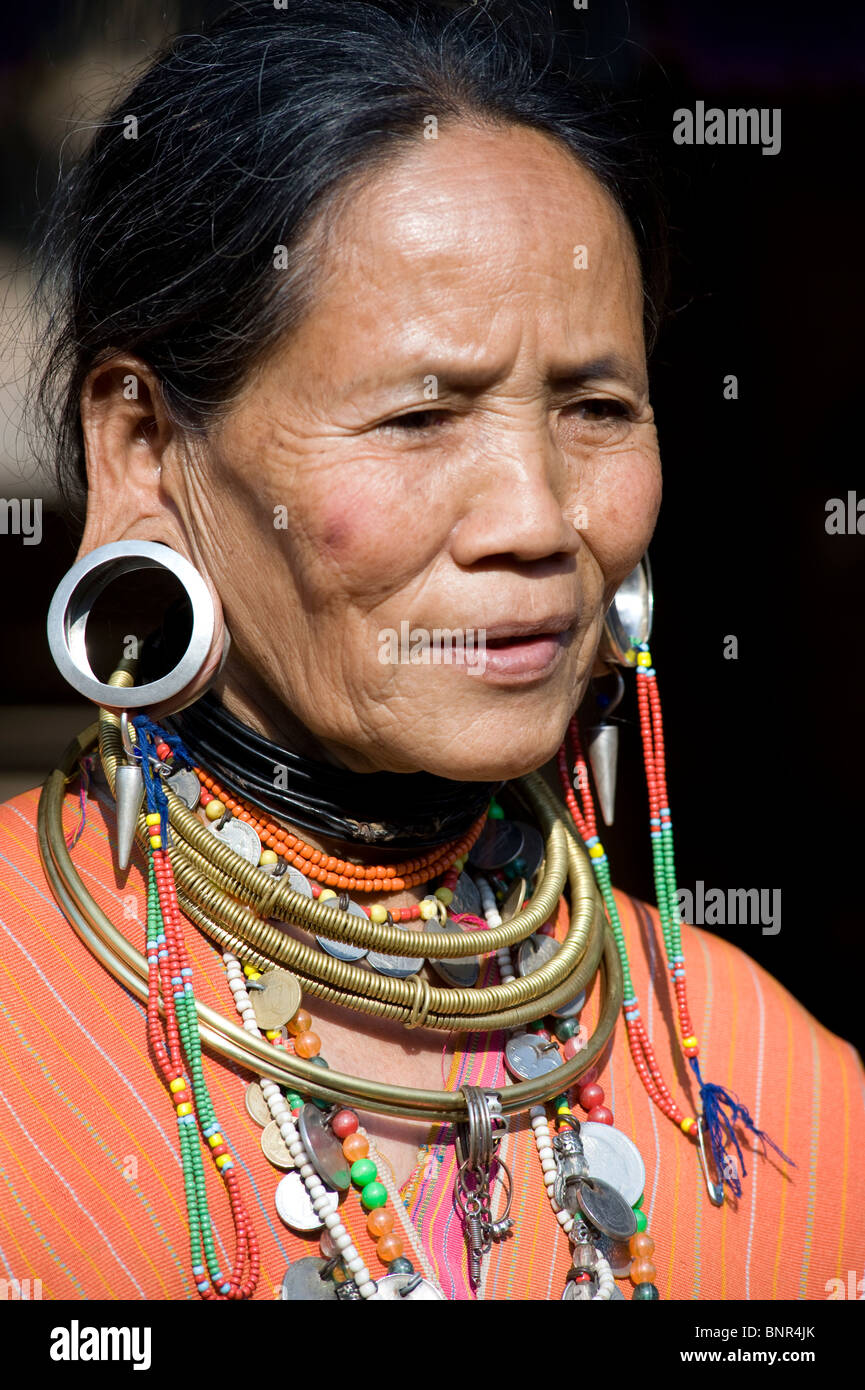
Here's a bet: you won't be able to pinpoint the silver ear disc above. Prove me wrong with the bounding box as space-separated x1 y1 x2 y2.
602 554 653 667
47 540 218 709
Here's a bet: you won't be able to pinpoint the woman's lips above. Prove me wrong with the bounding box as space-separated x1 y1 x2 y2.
469 631 566 679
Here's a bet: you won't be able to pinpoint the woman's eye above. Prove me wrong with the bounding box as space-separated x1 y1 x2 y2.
377 409 447 433
560 397 634 444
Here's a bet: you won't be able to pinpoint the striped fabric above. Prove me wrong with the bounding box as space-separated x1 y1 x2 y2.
0 779 862 1301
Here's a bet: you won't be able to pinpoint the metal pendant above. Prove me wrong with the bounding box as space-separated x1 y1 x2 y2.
576 1176 638 1243
280 1256 340 1301
164 766 201 810
298 1103 352 1191
467 819 524 871
249 967 302 1031
208 814 262 866
587 721 619 829
261 1119 296 1170
115 761 145 871
511 822 545 881
450 871 482 918
368 1273 445 1300
317 899 370 962
504 1032 564 1081
274 1170 333 1232
579 1121 646 1208
427 920 481 988
366 947 424 979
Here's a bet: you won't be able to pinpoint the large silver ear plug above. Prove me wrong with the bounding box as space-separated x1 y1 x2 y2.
590 554 654 826
47 539 220 710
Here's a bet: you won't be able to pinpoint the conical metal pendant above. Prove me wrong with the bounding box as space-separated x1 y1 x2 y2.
115 761 145 870
587 722 618 827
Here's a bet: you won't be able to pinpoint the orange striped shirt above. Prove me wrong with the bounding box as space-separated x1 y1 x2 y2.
0 780 862 1300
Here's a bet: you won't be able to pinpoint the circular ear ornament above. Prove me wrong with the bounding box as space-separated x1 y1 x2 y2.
47 540 220 709
600 553 654 668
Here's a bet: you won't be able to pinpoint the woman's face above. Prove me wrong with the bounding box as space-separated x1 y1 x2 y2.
129 123 661 779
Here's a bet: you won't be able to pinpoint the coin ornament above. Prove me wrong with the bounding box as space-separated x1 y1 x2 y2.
274 1170 335 1233
427 919 481 988
500 876 527 921
366 942 425 978
576 1176 638 1243
243 1081 271 1128
468 819 524 871
504 1031 564 1081
368 1273 445 1301
261 1119 297 1170
298 1103 352 1190
317 899 371 962
450 871 482 918
280 1256 339 1301
578 1121 646 1208
518 933 584 1018
207 813 263 866
164 766 201 810
249 966 302 1032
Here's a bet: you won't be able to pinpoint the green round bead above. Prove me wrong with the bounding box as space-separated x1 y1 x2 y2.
285 1092 304 1109
388 1257 414 1275
554 1017 579 1042
634 1207 648 1232
488 800 505 820
312 1096 330 1111
634 1192 644 1209
553 1093 569 1111
360 1180 388 1211
527 1020 546 1034
309 1055 329 1069
632 1282 660 1300
350 1157 377 1188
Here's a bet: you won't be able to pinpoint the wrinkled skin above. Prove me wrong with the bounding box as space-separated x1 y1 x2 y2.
78 123 662 1182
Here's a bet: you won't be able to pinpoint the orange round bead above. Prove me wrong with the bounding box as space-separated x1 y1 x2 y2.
342 1133 369 1163
287 1009 312 1037
367 1207 394 1239
294 1030 322 1059
629 1232 655 1258
630 1258 657 1285
376 1233 404 1264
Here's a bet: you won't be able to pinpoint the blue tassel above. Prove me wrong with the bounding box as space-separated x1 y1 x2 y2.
132 717 171 847
689 1056 795 1199
132 713 196 770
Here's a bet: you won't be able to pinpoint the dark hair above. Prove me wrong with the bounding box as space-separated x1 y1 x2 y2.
31 0 668 524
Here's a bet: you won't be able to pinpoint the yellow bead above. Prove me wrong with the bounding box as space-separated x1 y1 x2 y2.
682 1035 698 1049
259 849 278 866
265 1029 281 1042
149 835 162 849
169 1079 185 1094
589 843 605 859
418 900 438 921
245 966 261 980
637 652 652 667
145 812 161 827
205 799 226 821
207 1133 224 1148
319 888 337 901
556 1103 570 1115
176 1102 193 1117
370 904 389 923
453 856 466 871
215 1153 231 1169
680 1116 697 1135
435 887 454 906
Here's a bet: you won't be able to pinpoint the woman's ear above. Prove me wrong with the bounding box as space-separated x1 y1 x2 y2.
75 355 229 718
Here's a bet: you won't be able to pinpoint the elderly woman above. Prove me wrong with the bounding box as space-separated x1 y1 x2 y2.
4 0 862 1304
